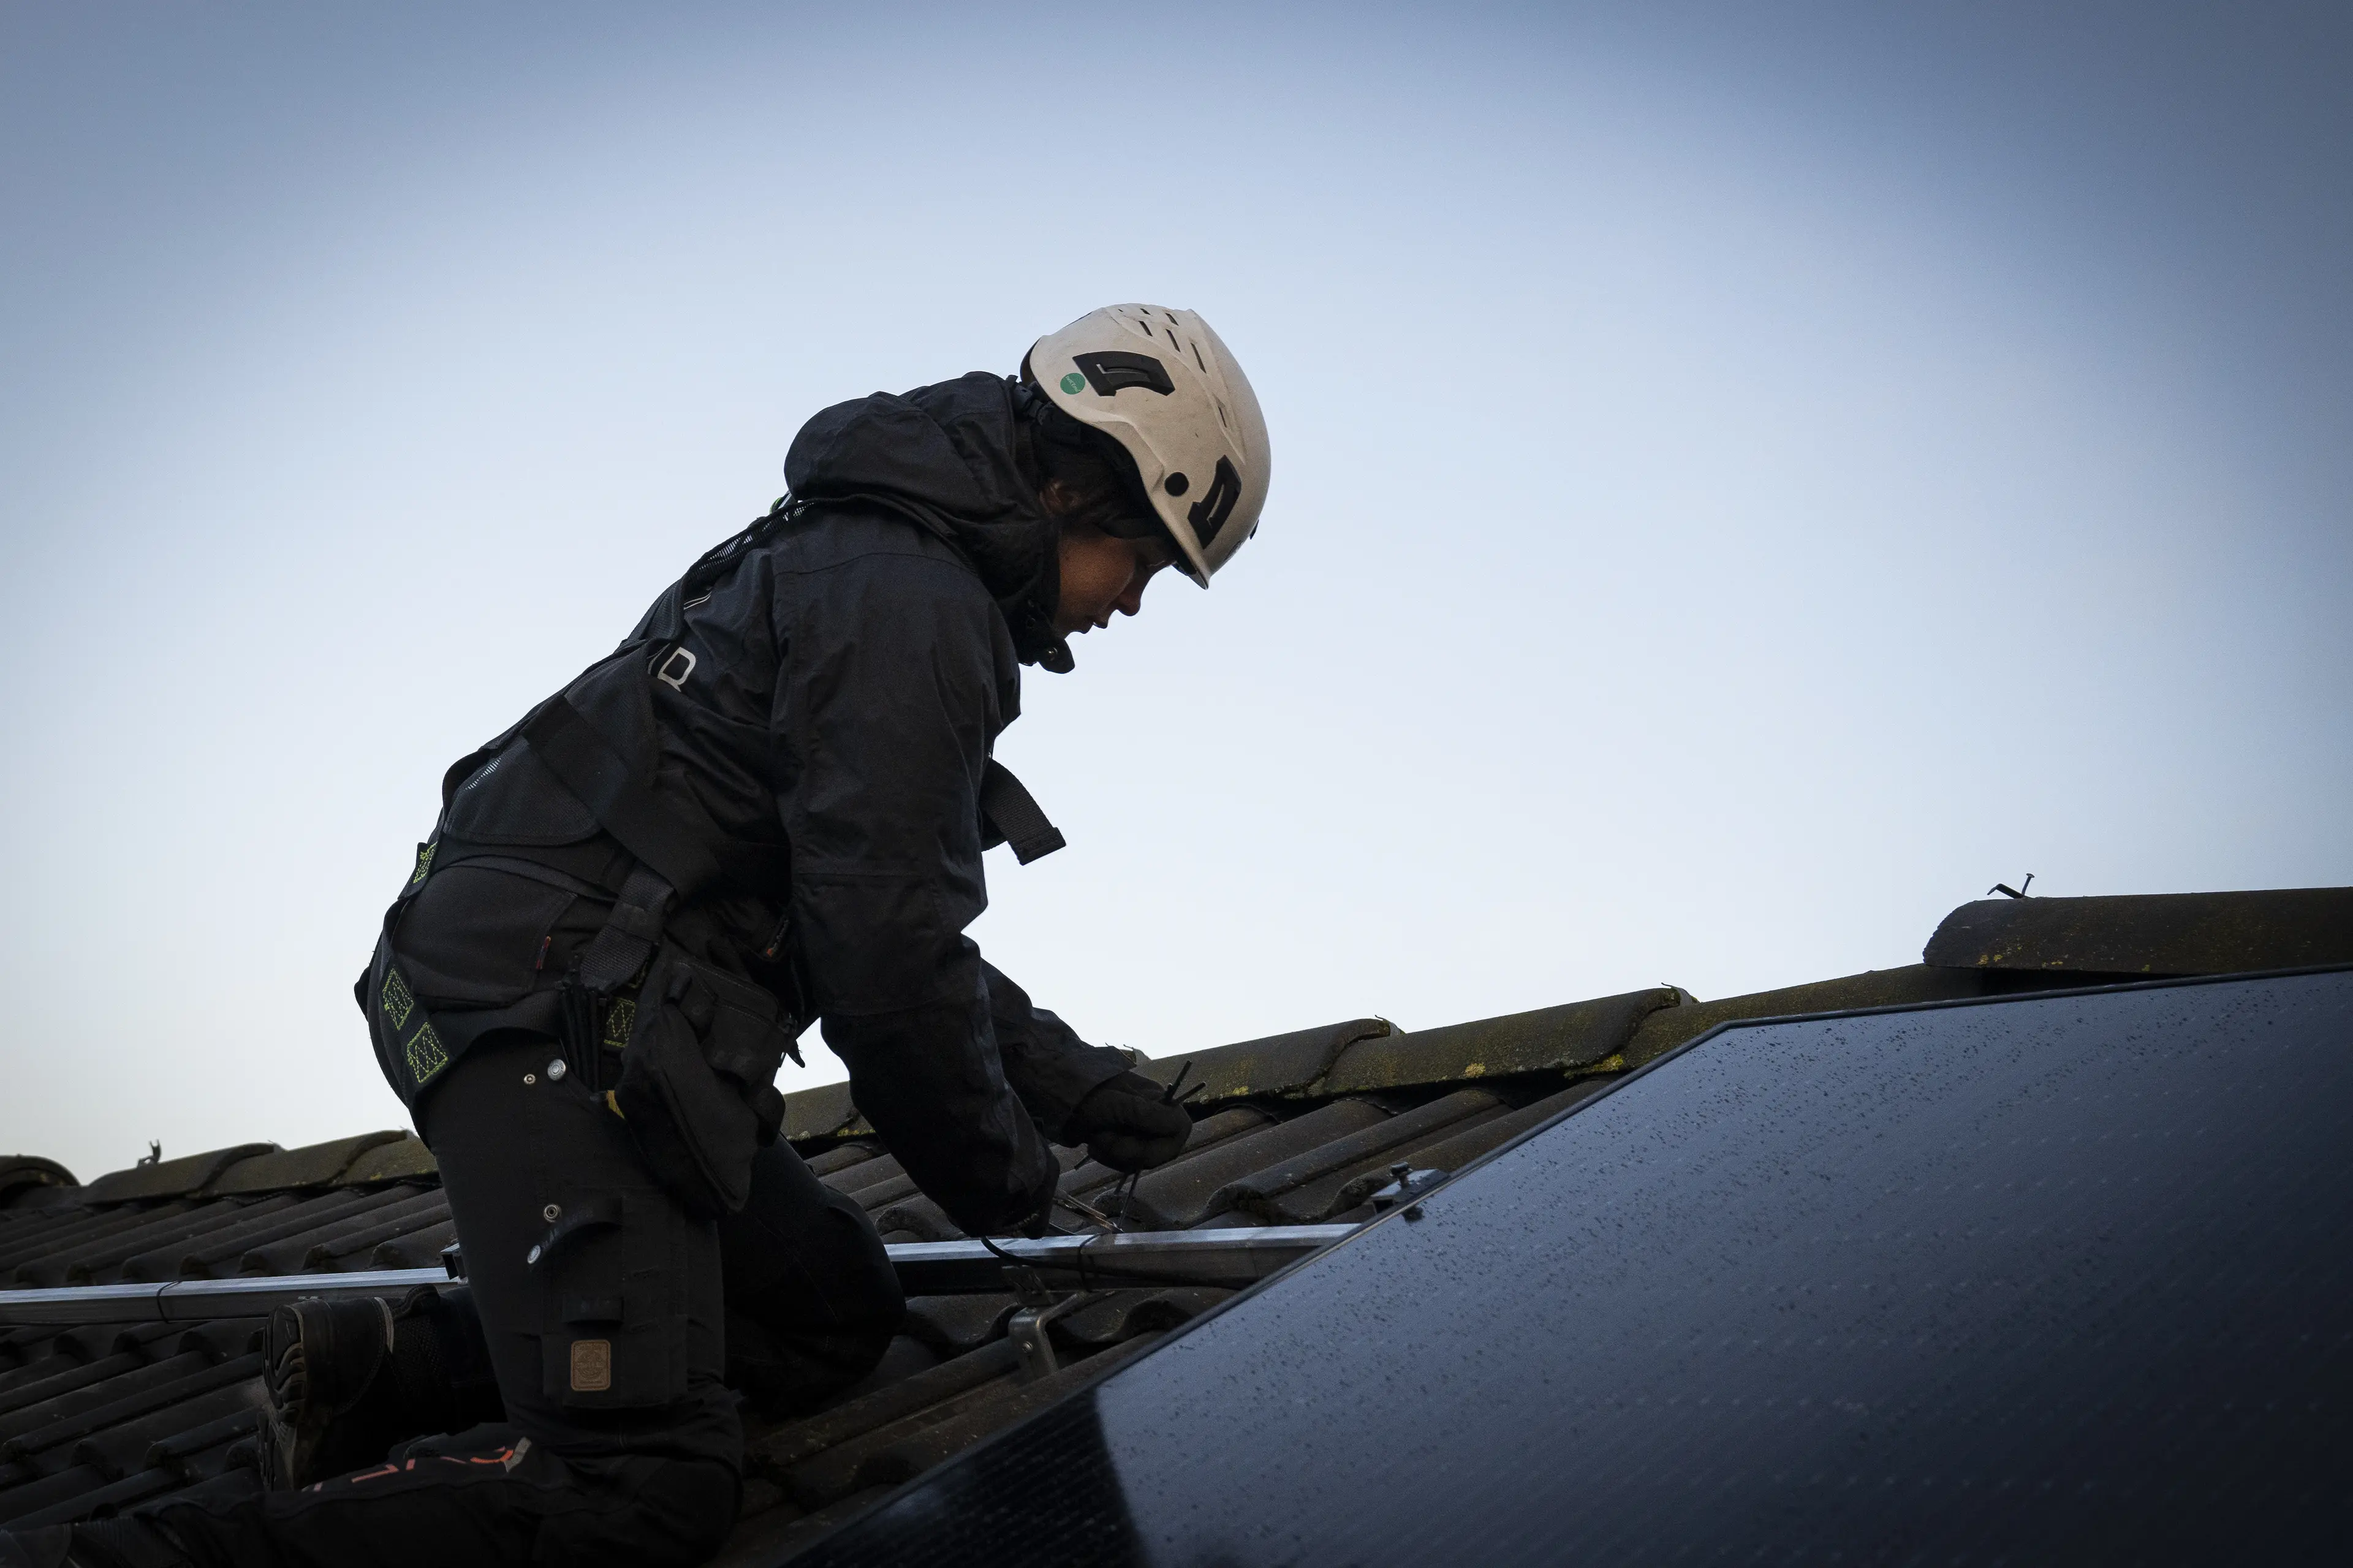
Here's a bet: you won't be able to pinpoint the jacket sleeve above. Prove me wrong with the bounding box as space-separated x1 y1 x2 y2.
775 544 1057 1235
983 962 1132 1140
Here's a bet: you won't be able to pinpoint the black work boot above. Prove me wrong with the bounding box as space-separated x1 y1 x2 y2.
378 1283 505 1436
260 1287 507 1490
260 1294 396 1489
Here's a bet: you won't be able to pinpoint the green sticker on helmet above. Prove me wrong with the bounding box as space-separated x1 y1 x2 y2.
1059 371 1086 395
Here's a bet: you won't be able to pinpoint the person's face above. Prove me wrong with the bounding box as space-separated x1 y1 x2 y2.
1054 521 1175 637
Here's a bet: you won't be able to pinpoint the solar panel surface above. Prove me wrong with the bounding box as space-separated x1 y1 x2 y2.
796 969 2353 1566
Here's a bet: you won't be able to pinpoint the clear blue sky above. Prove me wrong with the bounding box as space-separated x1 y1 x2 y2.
4 2 2347 1180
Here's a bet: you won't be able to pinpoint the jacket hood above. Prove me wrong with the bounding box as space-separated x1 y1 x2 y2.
784 373 1071 672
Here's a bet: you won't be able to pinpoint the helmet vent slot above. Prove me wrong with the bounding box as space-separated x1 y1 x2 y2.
1074 350 1176 397
1187 456 1243 545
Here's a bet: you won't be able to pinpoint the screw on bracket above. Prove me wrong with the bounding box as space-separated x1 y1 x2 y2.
1988 873 2036 900
1007 1289 1104 1383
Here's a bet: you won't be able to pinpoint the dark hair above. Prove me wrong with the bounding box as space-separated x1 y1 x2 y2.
1021 373 1165 542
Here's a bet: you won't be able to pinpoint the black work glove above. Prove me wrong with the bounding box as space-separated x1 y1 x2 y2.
1063 1072 1193 1173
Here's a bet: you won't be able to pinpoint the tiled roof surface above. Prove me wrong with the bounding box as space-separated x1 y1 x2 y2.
2 888 2346 1559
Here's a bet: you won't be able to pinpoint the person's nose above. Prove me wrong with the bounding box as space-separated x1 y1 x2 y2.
1115 574 1148 618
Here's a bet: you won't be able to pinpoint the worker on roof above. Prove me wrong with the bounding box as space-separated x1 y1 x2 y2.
1 305 1270 1568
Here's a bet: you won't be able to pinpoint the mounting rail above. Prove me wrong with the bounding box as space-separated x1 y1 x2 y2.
0 1224 1360 1327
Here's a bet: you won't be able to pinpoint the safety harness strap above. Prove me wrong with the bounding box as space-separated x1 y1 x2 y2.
576 861 674 996
979 759 1067 865
522 695 727 900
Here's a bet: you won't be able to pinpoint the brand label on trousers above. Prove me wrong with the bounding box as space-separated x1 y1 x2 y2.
570 1338 613 1393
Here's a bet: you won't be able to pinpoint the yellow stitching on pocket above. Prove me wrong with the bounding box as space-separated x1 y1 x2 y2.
406 1023 449 1085
381 968 417 1031
602 996 636 1050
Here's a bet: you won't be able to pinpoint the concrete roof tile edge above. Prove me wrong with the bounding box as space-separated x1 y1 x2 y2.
35 1132 439 1208
78 1143 282 1205
1923 887 2353 976
780 999 1678 1149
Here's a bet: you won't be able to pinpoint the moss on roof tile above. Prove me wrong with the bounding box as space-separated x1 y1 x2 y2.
1321 989 1683 1093
211 1132 411 1194
0 1156 79 1206
1923 888 2353 977
339 1133 439 1185
783 1083 873 1145
1133 1018 1393 1104
81 1143 281 1204
1623 964 1988 1067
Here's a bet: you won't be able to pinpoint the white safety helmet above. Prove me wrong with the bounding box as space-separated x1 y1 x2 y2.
1026 304 1270 587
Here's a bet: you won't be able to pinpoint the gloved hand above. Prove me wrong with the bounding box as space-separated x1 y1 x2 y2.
1063 1072 1193 1173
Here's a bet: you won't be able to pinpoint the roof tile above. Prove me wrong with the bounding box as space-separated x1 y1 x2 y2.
1623 964 1987 1067
81 1146 278 1205
336 1135 437 1186
208 1133 409 1195
1221 1089 1502 1224
1124 1100 1390 1229
0 1161 78 1208
1923 888 2353 975
1134 1017 1394 1103
1322 990 1683 1092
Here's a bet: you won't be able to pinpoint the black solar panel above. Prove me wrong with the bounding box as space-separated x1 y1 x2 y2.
793 969 2353 1566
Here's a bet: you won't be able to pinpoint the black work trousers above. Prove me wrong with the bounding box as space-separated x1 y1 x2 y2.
108 1033 902 1568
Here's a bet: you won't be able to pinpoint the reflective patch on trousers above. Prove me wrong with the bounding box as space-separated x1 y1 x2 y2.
406 1022 450 1086
382 966 417 1031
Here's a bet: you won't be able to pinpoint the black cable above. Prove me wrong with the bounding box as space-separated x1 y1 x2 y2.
970 1230 1245 1294
972 1065 1219 1289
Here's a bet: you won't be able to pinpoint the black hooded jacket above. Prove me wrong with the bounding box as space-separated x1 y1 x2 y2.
384 374 1129 1234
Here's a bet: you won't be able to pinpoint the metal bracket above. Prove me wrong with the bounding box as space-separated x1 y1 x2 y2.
1006 1289 1105 1383
1368 1164 1448 1214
